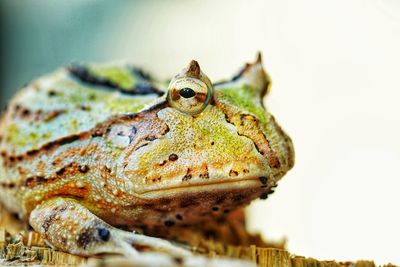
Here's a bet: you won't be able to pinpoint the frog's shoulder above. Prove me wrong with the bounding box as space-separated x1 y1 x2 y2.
0 62 166 155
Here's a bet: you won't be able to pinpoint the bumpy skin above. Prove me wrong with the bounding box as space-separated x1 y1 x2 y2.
0 54 294 256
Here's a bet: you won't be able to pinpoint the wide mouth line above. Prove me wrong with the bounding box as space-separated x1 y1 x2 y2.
135 178 260 195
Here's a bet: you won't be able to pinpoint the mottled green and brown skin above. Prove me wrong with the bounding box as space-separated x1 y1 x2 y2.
0 54 294 256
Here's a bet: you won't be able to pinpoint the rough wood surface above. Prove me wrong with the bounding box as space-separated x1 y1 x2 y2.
0 204 394 267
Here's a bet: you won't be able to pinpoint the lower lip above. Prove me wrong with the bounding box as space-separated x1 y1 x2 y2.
134 178 261 198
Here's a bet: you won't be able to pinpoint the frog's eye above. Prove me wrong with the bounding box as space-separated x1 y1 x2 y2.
167 77 212 115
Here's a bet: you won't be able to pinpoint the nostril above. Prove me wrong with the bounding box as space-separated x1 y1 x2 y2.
179 88 196 98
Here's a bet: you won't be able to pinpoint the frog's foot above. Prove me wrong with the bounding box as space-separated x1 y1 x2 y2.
29 197 190 257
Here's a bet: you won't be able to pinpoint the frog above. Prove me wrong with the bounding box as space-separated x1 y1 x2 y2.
0 53 294 257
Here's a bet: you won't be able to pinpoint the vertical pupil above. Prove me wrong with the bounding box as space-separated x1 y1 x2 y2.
179 88 196 98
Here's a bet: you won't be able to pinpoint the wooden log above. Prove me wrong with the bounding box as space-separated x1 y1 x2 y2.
0 204 393 267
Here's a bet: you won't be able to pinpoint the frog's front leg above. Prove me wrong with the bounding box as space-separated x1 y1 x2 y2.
29 197 190 257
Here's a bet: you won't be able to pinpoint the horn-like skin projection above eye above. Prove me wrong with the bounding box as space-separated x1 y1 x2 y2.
167 60 213 115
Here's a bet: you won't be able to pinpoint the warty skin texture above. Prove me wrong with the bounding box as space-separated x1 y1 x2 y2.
0 54 294 256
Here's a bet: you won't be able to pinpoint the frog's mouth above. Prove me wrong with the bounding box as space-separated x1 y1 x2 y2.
134 178 263 198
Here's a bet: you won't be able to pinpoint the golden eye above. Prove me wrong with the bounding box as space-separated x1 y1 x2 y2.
167 77 212 115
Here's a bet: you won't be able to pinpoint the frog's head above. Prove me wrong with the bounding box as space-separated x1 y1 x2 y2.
120 53 294 224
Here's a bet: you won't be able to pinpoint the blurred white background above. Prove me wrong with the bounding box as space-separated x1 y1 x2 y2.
1 0 400 265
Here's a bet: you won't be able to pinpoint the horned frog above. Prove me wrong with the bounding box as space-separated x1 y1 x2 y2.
0 53 294 257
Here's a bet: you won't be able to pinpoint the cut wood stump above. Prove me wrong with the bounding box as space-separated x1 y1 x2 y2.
0 204 394 267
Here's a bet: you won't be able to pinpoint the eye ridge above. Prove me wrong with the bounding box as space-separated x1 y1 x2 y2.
179 87 196 98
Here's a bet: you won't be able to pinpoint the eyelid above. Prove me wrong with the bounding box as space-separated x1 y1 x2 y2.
174 78 207 92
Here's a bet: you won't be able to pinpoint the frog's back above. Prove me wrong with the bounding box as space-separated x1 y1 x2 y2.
0 63 165 216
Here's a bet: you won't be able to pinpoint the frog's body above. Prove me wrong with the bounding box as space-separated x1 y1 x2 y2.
0 54 294 256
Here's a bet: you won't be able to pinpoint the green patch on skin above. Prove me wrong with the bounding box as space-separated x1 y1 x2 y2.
58 80 102 105
105 97 146 114
5 123 51 148
59 79 150 114
195 109 250 158
217 85 267 126
88 65 135 90
4 123 21 144
68 119 79 133
136 107 256 172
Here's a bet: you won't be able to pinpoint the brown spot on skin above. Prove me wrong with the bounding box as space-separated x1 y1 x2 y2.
24 176 54 188
134 143 148 151
77 229 95 248
0 182 16 189
35 176 46 184
199 172 209 179
12 104 68 123
56 167 66 176
58 135 81 146
31 135 81 154
41 205 68 233
229 170 239 176
21 109 30 117
259 176 268 185
79 105 91 111
44 110 66 122
173 257 183 264
169 153 178 161
88 94 96 101
91 129 104 138
182 174 192 181
182 168 194 181
164 220 175 227
26 149 39 156
104 166 112 173
25 178 34 187
144 136 157 141
11 212 20 220
259 192 269 200
158 160 167 166
48 90 57 97
78 165 90 173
